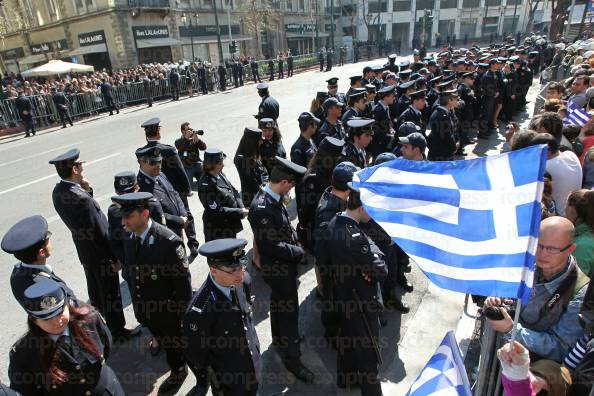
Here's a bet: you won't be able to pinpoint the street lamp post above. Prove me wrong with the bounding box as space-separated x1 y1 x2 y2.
181 13 198 61
213 0 225 65
330 0 335 49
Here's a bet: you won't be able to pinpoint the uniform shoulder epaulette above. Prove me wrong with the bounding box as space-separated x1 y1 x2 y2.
189 283 215 315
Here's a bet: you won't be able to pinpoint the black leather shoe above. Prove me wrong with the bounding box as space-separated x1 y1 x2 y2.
284 360 315 383
112 327 141 343
398 277 413 293
158 369 188 394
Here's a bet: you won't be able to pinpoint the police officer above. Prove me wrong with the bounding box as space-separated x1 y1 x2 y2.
198 149 247 242
136 146 189 240
100 78 119 115
363 84 377 118
49 149 130 339
478 59 498 139
291 112 319 168
287 51 294 77
457 72 477 145
318 48 325 72
384 54 399 73
141 72 153 107
396 80 415 118
397 89 427 136
247 157 314 382
15 90 35 137
428 90 459 160
182 239 261 396
326 184 387 394
107 171 165 269
369 85 396 161
342 90 368 130
250 57 261 83
51 87 73 128
197 61 208 95
255 83 280 121
313 162 359 345
346 75 364 99
259 118 286 174
326 48 334 72
8 279 125 395
140 118 199 257
326 77 347 104
340 118 374 168
170 67 181 100
2 215 76 308
234 127 269 208
316 97 346 146
112 192 192 394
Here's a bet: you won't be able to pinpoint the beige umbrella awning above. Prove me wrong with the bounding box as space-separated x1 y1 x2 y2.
136 37 182 49
69 43 107 56
21 60 94 77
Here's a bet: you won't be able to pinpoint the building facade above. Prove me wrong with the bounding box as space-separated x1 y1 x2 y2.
0 0 338 74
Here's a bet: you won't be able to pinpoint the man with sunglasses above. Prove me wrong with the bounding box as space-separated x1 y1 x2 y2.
248 156 314 383
2 215 76 308
485 216 590 363
49 149 132 340
183 238 260 396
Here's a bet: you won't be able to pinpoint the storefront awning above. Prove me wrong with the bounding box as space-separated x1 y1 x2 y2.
184 35 252 44
286 32 329 38
19 54 49 65
136 37 183 49
69 43 107 56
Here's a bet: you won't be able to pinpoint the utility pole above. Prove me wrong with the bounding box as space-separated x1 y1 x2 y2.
213 0 225 65
330 0 335 49
315 0 320 50
511 0 519 33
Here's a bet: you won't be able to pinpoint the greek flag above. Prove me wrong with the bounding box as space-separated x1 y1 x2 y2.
564 101 591 127
352 145 548 303
406 331 472 396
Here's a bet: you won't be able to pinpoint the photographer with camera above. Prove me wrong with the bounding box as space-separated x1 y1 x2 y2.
485 217 589 365
175 122 207 187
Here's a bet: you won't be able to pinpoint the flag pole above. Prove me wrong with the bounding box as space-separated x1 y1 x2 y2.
509 299 523 349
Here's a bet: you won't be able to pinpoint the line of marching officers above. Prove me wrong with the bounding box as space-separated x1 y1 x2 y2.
0 38 537 396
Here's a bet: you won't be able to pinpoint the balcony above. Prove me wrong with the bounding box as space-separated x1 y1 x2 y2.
128 0 170 8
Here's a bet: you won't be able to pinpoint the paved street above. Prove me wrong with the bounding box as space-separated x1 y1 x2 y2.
0 56 540 395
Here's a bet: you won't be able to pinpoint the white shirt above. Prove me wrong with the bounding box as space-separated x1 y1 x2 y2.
135 219 153 243
19 262 53 274
546 151 583 216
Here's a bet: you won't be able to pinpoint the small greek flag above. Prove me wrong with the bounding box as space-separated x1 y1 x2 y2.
564 101 591 127
406 331 472 396
352 145 548 303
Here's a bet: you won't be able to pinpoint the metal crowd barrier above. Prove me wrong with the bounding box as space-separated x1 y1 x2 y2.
471 313 504 396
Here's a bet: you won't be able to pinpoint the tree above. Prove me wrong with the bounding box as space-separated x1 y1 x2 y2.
239 0 280 58
0 0 37 73
524 0 543 34
549 0 571 39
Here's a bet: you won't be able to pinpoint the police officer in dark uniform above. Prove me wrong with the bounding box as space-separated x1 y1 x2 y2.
397 89 427 136
396 80 415 118
100 78 119 115
15 90 35 137
182 239 261 396
312 162 358 341
51 87 73 128
234 127 269 208
255 83 280 121
428 90 459 160
291 112 319 168
369 85 396 160
326 77 347 105
112 192 192 394
2 215 76 308
346 75 364 99
259 118 286 174
8 279 125 395
247 157 314 383
141 72 153 106
342 90 368 130
370 65 384 89
318 49 325 72
426 75 442 109
198 149 247 242
514 57 533 110
139 118 199 257
457 72 477 144
136 146 189 240
49 149 130 339
316 97 346 146
326 184 387 394
107 171 165 269
478 59 498 139
340 118 374 168
218 64 227 91
170 67 181 100
197 62 208 94
384 54 399 73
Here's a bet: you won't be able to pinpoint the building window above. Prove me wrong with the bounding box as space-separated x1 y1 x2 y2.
416 0 435 10
73 0 96 13
486 0 501 6
462 0 479 6
299 0 305 10
506 0 521 5
48 0 60 20
459 18 476 37
368 1 388 12
393 0 411 11
440 0 457 8
202 0 213 8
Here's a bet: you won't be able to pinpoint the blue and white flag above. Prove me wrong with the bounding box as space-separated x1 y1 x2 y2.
352 145 548 303
406 331 472 396
564 101 591 127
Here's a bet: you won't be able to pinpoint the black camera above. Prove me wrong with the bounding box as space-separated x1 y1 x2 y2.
481 303 515 321
189 128 204 136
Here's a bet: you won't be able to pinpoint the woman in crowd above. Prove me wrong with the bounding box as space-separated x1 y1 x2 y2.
234 126 269 208
259 118 286 174
198 148 247 242
8 279 124 395
565 189 594 276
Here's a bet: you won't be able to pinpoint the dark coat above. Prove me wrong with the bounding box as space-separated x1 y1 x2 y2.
257 95 280 121
427 106 458 160
233 155 269 208
10 263 76 306
290 135 316 168
137 171 187 236
8 309 124 396
140 140 191 195
52 181 116 267
15 96 33 119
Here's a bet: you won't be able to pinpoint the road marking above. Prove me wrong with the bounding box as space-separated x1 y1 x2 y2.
0 153 120 196
0 142 82 168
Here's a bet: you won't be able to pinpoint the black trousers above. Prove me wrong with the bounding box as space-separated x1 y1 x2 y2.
146 311 187 373
479 96 495 135
180 195 199 251
252 69 261 83
57 107 73 126
262 262 301 359
105 97 119 114
288 65 294 77
22 115 35 135
171 84 180 100
145 90 153 107
199 78 208 94
82 263 126 334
